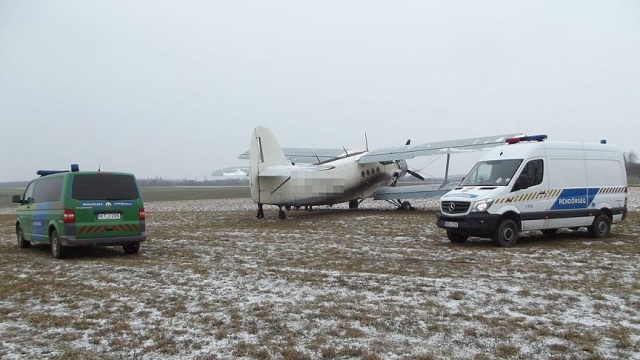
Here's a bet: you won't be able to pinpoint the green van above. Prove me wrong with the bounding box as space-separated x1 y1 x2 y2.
12 165 146 258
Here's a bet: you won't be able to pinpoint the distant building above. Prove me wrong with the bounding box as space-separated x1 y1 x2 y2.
210 167 250 181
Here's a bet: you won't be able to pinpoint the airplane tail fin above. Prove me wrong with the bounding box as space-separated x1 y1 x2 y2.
249 126 289 202
249 126 289 168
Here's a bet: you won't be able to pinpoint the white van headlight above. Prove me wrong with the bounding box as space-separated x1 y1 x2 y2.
472 199 494 212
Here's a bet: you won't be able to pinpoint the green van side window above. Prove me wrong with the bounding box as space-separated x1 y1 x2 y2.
32 177 63 203
23 182 35 204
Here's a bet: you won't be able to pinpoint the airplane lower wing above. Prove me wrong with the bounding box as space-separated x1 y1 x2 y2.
371 183 457 200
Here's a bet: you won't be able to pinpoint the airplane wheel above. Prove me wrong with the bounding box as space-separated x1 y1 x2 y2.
278 209 286 220
349 200 359 209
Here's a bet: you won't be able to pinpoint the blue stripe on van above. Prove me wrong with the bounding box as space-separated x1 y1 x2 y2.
32 204 52 236
550 188 599 210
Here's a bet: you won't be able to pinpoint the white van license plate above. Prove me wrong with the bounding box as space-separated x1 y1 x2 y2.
444 221 458 228
97 213 121 220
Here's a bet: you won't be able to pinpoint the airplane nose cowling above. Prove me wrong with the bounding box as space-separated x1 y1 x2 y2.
395 160 408 178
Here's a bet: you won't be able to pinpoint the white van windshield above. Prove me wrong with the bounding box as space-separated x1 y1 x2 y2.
461 159 523 186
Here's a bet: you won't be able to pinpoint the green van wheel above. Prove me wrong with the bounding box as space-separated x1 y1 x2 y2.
123 243 140 255
16 225 31 248
50 230 68 259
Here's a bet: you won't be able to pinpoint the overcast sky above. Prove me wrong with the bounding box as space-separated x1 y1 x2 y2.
1 1 639 182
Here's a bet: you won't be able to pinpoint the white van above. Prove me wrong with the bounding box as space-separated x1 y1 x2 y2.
436 135 628 247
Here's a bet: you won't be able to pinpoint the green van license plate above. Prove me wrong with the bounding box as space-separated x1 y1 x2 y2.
97 213 121 220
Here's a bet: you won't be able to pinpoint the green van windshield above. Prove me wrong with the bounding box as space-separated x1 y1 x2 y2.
72 174 139 200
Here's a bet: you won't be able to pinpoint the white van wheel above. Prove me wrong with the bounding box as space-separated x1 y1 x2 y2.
16 225 31 248
588 214 611 238
50 230 68 259
493 219 519 247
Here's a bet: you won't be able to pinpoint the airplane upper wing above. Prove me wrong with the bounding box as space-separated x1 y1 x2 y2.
371 183 458 200
359 133 522 164
238 147 346 164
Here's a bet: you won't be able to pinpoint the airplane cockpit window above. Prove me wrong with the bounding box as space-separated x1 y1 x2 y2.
460 159 523 186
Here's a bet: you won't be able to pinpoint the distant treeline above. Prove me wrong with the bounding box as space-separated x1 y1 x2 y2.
138 177 249 187
625 151 640 177
0 181 29 189
3 152 640 189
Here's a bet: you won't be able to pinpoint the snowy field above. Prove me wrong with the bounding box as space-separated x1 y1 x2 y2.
0 189 639 359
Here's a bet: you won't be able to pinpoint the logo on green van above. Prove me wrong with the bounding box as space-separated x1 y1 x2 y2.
79 201 134 208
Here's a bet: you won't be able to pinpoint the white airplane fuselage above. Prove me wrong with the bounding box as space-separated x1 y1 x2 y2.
248 126 404 208
251 154 401 207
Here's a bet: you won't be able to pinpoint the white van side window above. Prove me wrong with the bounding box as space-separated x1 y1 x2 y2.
513 159 544 191
523 159 544 187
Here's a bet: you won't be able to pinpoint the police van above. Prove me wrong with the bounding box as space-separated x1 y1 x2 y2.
436 135 628 247
12 165 146 258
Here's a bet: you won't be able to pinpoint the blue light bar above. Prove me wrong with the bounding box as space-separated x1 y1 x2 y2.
36 170 66 177
523 135 547 142
36 164 80 177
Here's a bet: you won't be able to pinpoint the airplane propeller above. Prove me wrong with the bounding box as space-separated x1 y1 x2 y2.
395 139 425 181
407 169 425 181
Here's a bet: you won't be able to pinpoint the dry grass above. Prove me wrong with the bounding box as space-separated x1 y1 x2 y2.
0 199 639 359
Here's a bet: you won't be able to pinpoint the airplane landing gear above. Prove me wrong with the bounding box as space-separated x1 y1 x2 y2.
257 204 264 219
348 200 359 209
278 207 287 219
398 200 413 211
